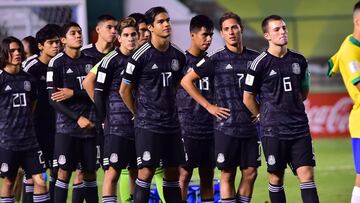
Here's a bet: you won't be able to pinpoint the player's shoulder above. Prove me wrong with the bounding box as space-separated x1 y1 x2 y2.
244 47 260 57
22 56 40 73
207 47 226 58
49 52 65 67
22 54 38 67
100 50 119 68
170 43 185 55
288 49 307 64
130 42 152 62
249 51 268 71
81 43 94 52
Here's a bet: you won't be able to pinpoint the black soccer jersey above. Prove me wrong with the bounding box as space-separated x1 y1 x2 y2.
0 69 39 151
176 51 213 138
243 50 310 139
94 49 134 139
23 57 55 131
47 52 97 137
194 46 258 138
122 42 186 133
81 43 113 64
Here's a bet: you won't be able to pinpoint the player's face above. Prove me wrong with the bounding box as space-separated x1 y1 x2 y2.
39 37 60 58
62 26 83 49
97 20 118 43
119 27 138 52
138 22 150 45
220 18 242 47
264 20 288 46
8 42 22 66
192 27 213 51
149 12 171 38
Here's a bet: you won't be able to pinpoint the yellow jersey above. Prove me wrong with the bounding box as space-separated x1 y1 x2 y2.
328 34 360 137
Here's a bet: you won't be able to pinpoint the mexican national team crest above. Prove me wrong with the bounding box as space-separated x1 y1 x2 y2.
58 155 66 165
217 153 225 163
0 163 8 172
171 59 179 71
85 64 93 73
142 151 151 161
268 155 276 165
110 153 118 163
24 81 31 91
292 63 301 74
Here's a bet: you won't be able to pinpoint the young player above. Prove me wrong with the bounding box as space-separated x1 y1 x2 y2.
243 15 319 203
22 36 40 59
181 12 261 203
0 36 49 203
120 6 186 203
92 16 139 203
128 13 151 45
328 1 360 202
47 22 98 203
176 14 215 203
22 24 60 203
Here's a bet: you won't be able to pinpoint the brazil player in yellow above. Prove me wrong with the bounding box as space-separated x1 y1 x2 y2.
328 1 360 202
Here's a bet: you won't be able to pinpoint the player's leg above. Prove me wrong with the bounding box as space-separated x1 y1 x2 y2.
179 136 195 202
102 167 120 203
81 137 98 203
262 136 286 203
22 176 34 203
291 136 319 203
0 148 18 203
72 169 84 203
179 166 193 202
198 138 215 202
14 169 24 202
236 138 260 203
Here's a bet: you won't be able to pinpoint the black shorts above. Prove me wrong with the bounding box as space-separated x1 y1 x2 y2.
103 135 136 170
53 134 97 172
135 128 186 168
35 126 55 169
214 130 261 170
182 136 215 168
261 135 316 175
0 147 46 179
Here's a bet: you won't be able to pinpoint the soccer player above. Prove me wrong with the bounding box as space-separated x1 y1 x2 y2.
93 16 139 203
129 13 151 45
243 15 319 203
328 2 360 202
47 22 98 203
120 6 186 203
22 36 40 59
22 24 60 203
0 36 49 203
181 12 260 203
176 15 215 203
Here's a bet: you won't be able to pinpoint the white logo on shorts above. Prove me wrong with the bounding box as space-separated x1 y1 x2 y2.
110 153 118 163
217 153 225 163
1 163 8 172
268 155 276 166
142 151 151 161
58 155 66 165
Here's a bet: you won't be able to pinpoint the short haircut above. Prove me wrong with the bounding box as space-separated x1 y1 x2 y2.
261 15 284 33
219 12 243 31
117 17 138 35
144 6 168 25
60 22 81 38
22 36 39 55
354 1 360 12
97 14 116 25
189 15 214 33
36 24 60 45
0 36 25 69
129 13 147 25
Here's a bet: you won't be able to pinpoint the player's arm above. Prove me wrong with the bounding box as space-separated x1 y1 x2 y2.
243 61 262 121
243 91 260 122
181 69 230 119
83 64 99 102
94 61 108 122
119 60 139 115
301 68 310 100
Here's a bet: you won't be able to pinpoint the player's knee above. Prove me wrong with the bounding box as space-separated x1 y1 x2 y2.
57 168 70 181
179 167 192 182
297 166 314 182
32 174 47 188
269 171 284 185
2 177 15 189
83 170 97 181
221 169 236 183
138 167 155 181
242 167 258 183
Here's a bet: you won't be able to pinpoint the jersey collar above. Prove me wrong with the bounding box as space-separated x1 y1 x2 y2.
349 35 360 48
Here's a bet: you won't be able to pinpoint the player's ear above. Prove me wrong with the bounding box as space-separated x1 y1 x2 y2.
264 32 270 41
60 37 66 44
147 24 154 32
37 43 43 51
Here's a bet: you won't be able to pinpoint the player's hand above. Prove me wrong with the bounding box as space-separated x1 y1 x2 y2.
206 104 230 120
51 88 74 102
77 116 95 129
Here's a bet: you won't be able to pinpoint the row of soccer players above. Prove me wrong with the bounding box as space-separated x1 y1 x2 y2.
0 6 319 203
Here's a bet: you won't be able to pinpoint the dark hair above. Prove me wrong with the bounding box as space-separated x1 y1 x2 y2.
190 15 214 33
0 36 25 69
22 36 40 55
261 15 284 33
97 14 117 25
36 24 60 45
144 6 168 25
355 1 360 11
117 17 138 34
129 13 147 25
60 22 81 37
219 12 243 31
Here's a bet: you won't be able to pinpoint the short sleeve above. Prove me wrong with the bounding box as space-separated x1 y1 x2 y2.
47 58 62 91
243 58 262 94
122 57 141 85
193 55 214 78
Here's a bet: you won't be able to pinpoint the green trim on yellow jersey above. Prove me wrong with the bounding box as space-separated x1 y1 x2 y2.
350 36 360 47
327 58 334 77
352 76 360 85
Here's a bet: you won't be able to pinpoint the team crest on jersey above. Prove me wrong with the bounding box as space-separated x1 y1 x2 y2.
58 155 66 165
217 153 225 163
268 155 276 165
142 151 151 161
85 64 93 73
247 61 253 68
171 59 179 71
110 153 118 163
292 63 301 75
24 81 31 91
0 163 8 172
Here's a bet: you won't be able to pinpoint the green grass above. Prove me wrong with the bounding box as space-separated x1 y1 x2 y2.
1 139 354 202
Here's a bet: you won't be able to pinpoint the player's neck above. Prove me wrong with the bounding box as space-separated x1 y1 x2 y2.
65 47 81 59
267 45 287 58
95 39 114 54
151 36 170 52
226 42 243 54
187 46 205 57
38 54 52 65
4 64 20 74
119 46 132 56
